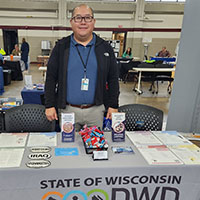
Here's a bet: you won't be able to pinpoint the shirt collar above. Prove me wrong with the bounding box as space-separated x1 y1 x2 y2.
71 33 96 47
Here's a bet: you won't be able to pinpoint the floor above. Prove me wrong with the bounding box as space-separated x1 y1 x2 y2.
1 64 172 128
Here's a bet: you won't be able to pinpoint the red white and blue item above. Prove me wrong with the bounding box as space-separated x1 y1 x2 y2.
79 126 108 154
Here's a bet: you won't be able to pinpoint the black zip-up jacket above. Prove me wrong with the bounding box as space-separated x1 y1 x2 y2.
44 34 119 110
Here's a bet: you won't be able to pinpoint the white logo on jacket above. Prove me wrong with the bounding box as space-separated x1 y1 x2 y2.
104 52 109 56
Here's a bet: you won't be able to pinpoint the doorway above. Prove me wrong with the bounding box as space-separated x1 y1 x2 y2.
3 29 18 55
112 32 127 57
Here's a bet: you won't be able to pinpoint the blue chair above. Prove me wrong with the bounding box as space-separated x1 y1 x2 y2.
0 66 4 95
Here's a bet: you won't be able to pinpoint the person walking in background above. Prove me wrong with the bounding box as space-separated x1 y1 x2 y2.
12 44 21 56
21 38 29 70
156 46 171 57
45 4 119 130
122 47 133 59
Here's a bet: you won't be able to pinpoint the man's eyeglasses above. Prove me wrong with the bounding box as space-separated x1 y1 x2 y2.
72 15 94 23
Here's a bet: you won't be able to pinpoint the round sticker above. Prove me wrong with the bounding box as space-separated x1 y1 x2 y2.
63 122 73 133
113 122 125 133
30 147 51 153
28 153 51 160
26 159 51 168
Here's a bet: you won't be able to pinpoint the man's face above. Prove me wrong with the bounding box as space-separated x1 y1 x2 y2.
70 5 96 41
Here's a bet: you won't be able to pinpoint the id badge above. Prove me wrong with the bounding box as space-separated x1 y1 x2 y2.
81 78 89 91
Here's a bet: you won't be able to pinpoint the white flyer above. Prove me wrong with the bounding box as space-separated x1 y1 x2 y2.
0 148 25 168
152 131 192 145
168 144 200 165
138 145 183 165
0 133 28 148
27 132 57 147
127 131 163 147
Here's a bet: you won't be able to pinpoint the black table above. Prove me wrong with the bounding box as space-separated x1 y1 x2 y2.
118 60 141 81
116 57 133 62
2 60 23 81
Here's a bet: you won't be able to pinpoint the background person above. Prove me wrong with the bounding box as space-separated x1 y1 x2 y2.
156 46 171 57
0 52 4 66
0 48 6 56
12 44 21 56
122 47 133 59
21 38 29 70
45 4 119 131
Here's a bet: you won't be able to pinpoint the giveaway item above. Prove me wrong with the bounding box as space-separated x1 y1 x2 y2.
102 117 112 132
112 146 134 154
112 112 126 142
61 113 75 142
93 150 108 160
79 126 108 154
36 83 44 90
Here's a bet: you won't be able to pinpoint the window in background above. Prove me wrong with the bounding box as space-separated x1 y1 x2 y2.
119 0 136 1
145 0 185 2
162 0 185 1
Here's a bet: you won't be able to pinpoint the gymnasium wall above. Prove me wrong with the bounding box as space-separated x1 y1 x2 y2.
0 1 184 61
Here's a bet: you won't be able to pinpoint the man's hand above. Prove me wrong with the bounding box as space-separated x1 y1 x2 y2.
106 107 118 119
45 107 58 121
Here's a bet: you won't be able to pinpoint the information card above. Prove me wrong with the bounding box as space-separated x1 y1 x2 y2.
112 112 125 142
61 113 75 142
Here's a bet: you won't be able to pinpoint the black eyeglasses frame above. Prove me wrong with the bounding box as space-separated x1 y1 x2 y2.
71 15 94 23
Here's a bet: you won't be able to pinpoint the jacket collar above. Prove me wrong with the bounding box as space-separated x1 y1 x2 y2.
95 33 104 46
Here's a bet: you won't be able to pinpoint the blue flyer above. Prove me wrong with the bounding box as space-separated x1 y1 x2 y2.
55 148 79 156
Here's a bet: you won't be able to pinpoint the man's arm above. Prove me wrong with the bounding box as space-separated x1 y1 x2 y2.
44 43 59 120
106 45 120 116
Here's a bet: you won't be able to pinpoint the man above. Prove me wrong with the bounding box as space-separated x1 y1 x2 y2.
157 46 171 57
21 38 29 70
45 4 119 130
12 44 21 56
